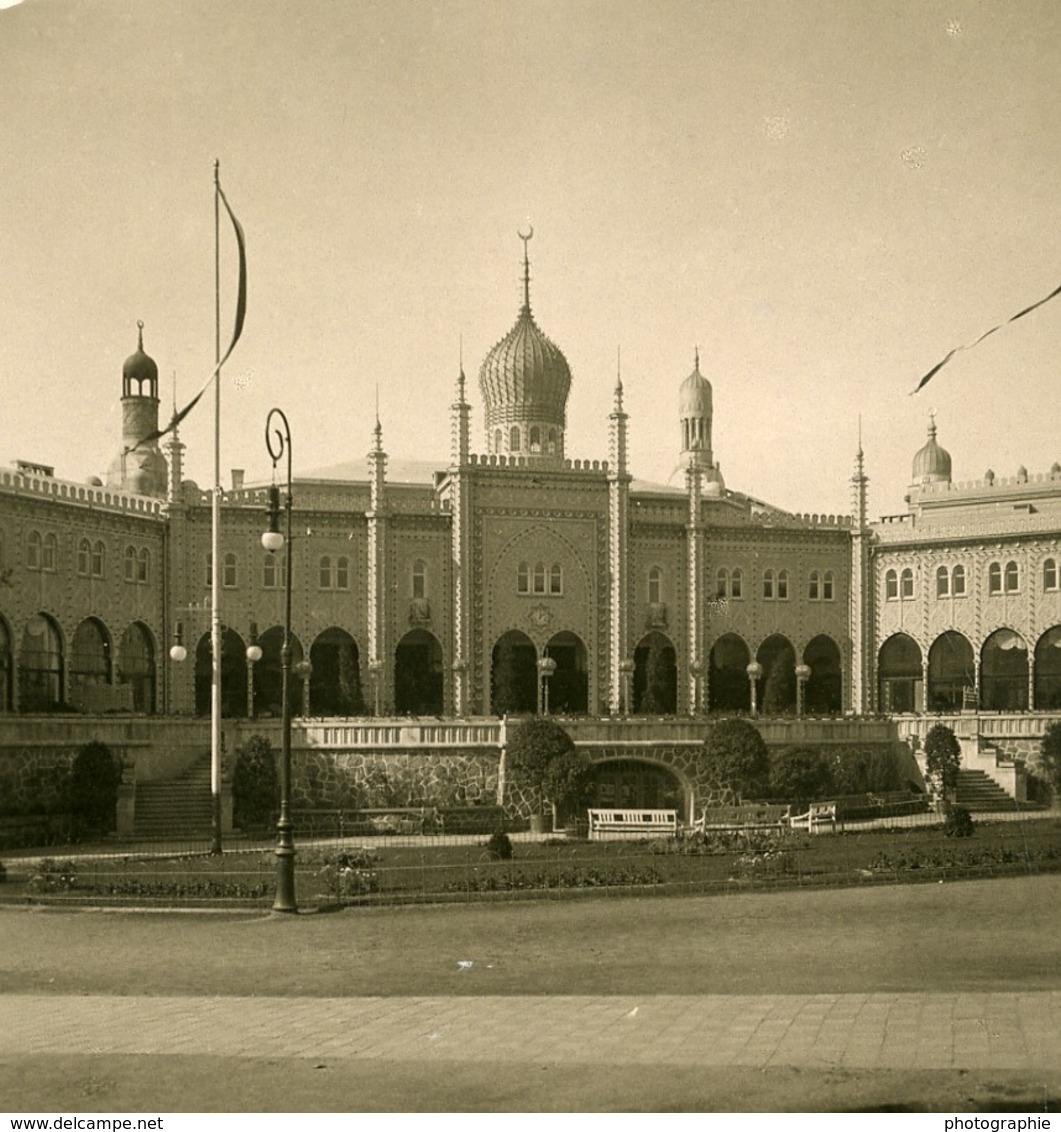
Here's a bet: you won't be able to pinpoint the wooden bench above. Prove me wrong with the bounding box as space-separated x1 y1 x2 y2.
788 801 837 832
588 808 678 840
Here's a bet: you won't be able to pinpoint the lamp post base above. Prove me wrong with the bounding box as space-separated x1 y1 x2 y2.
273 820 298 913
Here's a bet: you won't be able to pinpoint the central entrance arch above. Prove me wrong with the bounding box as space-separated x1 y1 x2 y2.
394 629 444 715
544 631 589 714
633 632 677 714
587 757 687 814
491 630 537 715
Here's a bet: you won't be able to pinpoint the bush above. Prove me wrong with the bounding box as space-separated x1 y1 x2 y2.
67 741 122 840
232 735 279 831
830 747 906 795
542 747 594 824
770 746 833 806
703 719 770 802
507 718 575 815
944 806 975 838
925 724 962 796
485 831 514 860
1039 721 1061 797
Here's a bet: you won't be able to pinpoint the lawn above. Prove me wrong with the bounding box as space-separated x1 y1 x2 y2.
6 815 1060 907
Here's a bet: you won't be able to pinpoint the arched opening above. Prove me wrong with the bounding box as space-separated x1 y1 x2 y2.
310 628 363 715
19 613 64 712
119 622 156 714
757 634 796 714
70 618 113 701
878 633 922 713
394 628 444 715
927 631 975 712
708 633 751 713
0 617 12 712
491 630 537 715
1034 626 1061 709
981 628 1029 711
252 627 304 718
632 631 677 714
544 631 589 714
803 634 842 714
587 758 687 815
194 628 249 718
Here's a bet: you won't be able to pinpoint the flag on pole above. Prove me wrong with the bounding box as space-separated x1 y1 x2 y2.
911 277 1061 394
134 175 247 447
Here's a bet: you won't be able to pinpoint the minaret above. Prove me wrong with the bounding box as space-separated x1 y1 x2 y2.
450 359 472 714
165 374 185 505
849 423 872 712
366 400 389 715
607 352 631 713
107 321 168 497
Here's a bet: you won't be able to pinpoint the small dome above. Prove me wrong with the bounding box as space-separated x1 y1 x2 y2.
679 349 712 418
912 417 951 483
86 475 103 486
123 321 158 390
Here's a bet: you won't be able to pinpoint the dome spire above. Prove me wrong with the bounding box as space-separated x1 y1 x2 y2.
137 319 145 351
518 225 533 312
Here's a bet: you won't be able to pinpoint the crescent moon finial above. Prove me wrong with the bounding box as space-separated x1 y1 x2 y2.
518 224 533 244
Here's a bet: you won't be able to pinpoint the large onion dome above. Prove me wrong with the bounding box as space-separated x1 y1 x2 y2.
122 320 159 395
478 231 571 462
912 415 952 484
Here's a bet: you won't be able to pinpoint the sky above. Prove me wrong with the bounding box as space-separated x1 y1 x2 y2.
1 0 1059 518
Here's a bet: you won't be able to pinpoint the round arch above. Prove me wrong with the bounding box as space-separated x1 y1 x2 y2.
981 628 1029 711
195 628 250 718
252 627 304 718
757 634 796 715
927 631 975 712
803 634 842 714
633 631 677 715
544 630 589 714
586 757 690 820
1034 626 1061 710
878 632 922 713
394 628 444 715
709 633 751 713
19 613 65 712
119 621 156 714
310 627 363 716
491 629 537 715
71 618 113 700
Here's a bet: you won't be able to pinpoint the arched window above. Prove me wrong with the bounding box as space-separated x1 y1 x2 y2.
223 552 237 588
494 429 502 451
532 562 546 594
900 568 914 598
336 556 349 590
263 553 277 589
77 539 91 576
936 565 950 597
547 428 557 453
509 426 521 452
1005 560 1019 592
731 568 743 599
27 530 41 570
763 569 774 599
809 570 821 600
822 571 834 601
42 533 57 572
517 561 530 594
885 569 898 600
137 547 149 584
715 568 728 599
777 569 789 600
412 559 426 599
92 541 105 578
549 564 563 595
125 545 137 582
648 566 662 605
952 564 966 595
529 426 541 452
319 555 332 589
1045 559 1059 591
988 562 1002 594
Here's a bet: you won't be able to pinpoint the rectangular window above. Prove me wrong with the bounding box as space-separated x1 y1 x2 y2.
336 557 349 590
822 573 834 601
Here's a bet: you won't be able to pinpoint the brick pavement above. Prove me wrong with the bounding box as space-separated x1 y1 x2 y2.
2 992 1058 1071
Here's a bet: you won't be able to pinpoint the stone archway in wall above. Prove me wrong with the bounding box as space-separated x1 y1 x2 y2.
708 633 750 713
587 757 688 815
878 632 922 713
633 631 678 714
803 634 842 714
394 628 444 715
1034 625 1061 709
981 628 1029 711
491 629 537 715
544 630 589 714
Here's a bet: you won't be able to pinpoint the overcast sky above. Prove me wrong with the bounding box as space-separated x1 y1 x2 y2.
1 0 1058 518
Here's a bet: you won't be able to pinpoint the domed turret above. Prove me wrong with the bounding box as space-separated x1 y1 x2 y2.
679 348 713 468
123 323 159 394
107 321 167 497
478 230 571 463
911 413 951 485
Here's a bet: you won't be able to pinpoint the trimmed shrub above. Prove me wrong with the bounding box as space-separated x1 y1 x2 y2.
944 806 975 838
925 724 962 796
507 718 575 815
703 719 770 802
1039 721 1061 799
232 735 279 831
542 747 594 824
67 741 122 840
770 746 833 807
830 747 906 795
485 831 514 860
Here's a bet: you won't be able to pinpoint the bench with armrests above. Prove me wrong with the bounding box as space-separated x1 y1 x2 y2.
587 808 679 840
787 801 837 832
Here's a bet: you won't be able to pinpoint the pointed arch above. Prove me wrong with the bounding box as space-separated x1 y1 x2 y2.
1034 626 1061 710
980 628 1028 710
544 630 589 714
195 628 250 718
927 631 975 712
252 627 305 718
756 634 796 714
310 627 363 716
708 633 751 713
71 618 113 692
803 634 842 714
491 629 537 715
19 613 64 712
119 621 156 714
878 633 922 713
394 628 444 715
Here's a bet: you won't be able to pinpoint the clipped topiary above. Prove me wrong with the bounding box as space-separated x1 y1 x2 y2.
485 831 514 860
924 723 962 798
506 718 575 818
944 805 975 838
232 734 279 831
703 718 770 802
67 741 122 840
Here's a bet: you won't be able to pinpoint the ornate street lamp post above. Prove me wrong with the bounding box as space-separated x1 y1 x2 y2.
795 662 811 718
262 407 297 913
537 655 557 715
746 660 763 717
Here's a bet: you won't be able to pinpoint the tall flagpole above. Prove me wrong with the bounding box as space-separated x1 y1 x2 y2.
210 159 223 855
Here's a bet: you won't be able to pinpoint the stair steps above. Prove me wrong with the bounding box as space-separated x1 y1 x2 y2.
133 754 214 838
954 769 1040 813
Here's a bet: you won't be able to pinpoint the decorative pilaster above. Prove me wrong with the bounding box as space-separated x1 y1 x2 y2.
849 439 872 712
685 461 704 713
450 367 472 715
366 413 388 714
607 367 630 713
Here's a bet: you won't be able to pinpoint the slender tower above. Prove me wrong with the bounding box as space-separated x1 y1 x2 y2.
849 424 871 712
107 322 168 497
366 402 389 715
607 353 630 713
449 359 472 714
